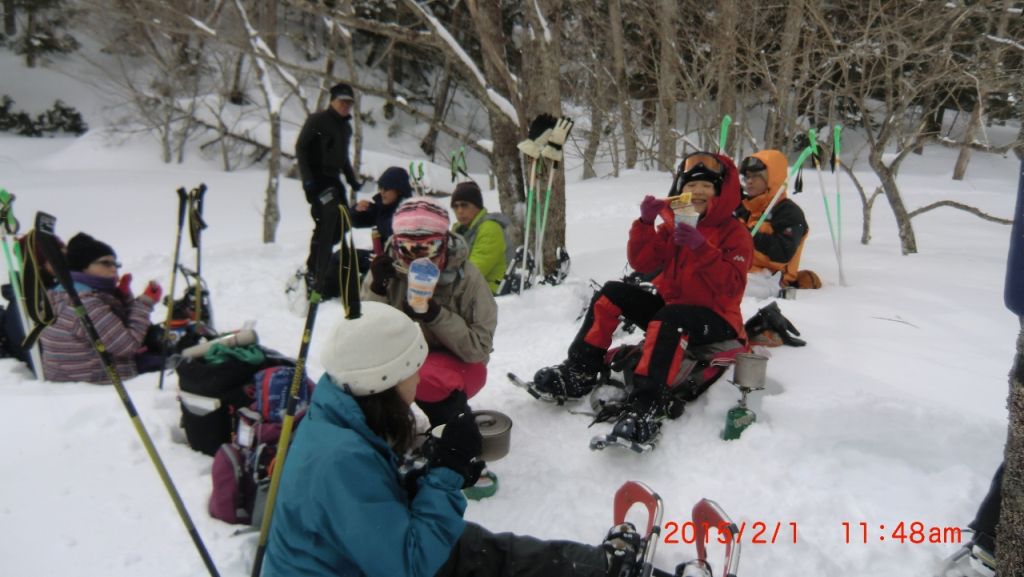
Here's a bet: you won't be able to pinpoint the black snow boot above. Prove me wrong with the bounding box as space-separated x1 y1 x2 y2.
603 522 642 577
533 361 601 400
416 390 470 428
610 383 670 448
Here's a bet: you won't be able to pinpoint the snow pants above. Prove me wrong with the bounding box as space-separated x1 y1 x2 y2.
415 351 488 427
435 521 607 577
969 463 1003 553
572 280 736 388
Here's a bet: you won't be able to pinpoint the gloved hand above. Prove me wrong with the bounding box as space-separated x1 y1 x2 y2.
116 273 133 299
516 114 558 159
429 412 484 488
369 255 397 296
350 180 363 193
673 222 705 250
141 280 163 304
403 299 441 323
541 116 575 162
303 180 318 195
745 302 806 347
639 195 666 224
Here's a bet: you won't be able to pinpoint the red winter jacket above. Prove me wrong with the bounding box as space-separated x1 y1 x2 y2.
627 153 753 339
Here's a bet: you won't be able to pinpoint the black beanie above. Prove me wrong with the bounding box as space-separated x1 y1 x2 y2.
377 166 413 199
67 232 115 272
451 182 484 210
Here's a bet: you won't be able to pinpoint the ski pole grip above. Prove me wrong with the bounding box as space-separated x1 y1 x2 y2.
176 187 188 226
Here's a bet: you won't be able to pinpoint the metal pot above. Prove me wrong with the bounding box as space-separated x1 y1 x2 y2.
474 410 513 462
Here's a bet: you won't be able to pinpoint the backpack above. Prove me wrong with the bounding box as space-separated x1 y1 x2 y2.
208 366 315 526
177 347 294 456
483 212 516 265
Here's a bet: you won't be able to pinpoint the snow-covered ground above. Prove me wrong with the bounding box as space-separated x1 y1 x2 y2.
0 50 1020 577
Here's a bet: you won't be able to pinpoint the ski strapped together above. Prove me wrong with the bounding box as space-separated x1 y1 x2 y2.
158 187 189 390
0 189 45 378
33 211 220 577
250 188 360 577
187 184 209 323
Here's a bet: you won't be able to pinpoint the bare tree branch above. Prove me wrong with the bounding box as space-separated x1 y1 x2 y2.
907 200 1012 224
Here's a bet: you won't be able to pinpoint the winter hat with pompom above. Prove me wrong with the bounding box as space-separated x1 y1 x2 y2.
320 301 428 396
391 198 450 237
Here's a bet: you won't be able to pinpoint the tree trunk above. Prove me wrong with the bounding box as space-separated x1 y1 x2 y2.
953 102 982 181
869 153 918 254
608 0 636 169
522 0 566 274
341 0 361 199
1000 318 1024 576
655 0 678 171
767 0 803 150
582 100 604 180
420 61 452 158
263 112 281 243
466 0 525 246
3 0 15 36
25 10 35 68
261 0 278 54
715 0 739 132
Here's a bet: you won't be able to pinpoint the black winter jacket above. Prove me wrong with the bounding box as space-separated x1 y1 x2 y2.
295 107 359 200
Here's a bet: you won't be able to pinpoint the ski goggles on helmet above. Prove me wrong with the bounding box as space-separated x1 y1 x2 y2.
739 156 768 178
673 152 725 194
392 233 446 263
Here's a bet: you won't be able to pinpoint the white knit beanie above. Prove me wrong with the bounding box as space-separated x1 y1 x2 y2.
320 302 428 396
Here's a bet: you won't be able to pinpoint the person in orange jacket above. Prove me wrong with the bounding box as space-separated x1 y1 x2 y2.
735 150 809 297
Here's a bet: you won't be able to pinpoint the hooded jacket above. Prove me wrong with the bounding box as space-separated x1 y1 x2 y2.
735 149 809 285
627 153 753 338
452 209 509 295
263 378 466 577
362 233 498 364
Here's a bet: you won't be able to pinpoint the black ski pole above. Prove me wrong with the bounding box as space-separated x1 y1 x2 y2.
188 184 208 325
250 189 360 577
34 211 220 577
158 187 188 390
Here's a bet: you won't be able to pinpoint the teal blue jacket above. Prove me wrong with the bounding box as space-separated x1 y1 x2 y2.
263 376 467 577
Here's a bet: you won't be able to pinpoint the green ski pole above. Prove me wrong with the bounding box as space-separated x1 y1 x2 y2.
809 128 845 286
718 115 732 153
832 124 845 285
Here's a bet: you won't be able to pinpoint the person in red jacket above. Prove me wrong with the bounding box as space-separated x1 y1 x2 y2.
531 152 752 444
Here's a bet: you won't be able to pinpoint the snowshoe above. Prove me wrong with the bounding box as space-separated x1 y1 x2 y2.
590 389 669 454
284 267 309 316
540 246 571 286
497 246 535 296
936 541 996 577
512 361 600 404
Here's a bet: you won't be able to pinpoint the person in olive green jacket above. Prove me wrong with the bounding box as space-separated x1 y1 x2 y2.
361 198 498 429
450 181 509 295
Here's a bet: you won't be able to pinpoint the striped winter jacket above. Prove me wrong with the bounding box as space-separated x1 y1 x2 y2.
40 284 155 383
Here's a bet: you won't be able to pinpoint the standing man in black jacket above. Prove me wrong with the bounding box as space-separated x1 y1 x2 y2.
295 82 363 280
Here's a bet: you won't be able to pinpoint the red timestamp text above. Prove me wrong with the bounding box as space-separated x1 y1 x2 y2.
841 521 963 544
663 521 798 545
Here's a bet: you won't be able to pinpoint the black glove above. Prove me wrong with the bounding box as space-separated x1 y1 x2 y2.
745 302 806 347
350 179 363 193
369 255 396 295
403 299 441 323
430 412 484 489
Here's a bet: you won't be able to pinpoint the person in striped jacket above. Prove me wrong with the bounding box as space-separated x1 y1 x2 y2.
40 233 162 383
